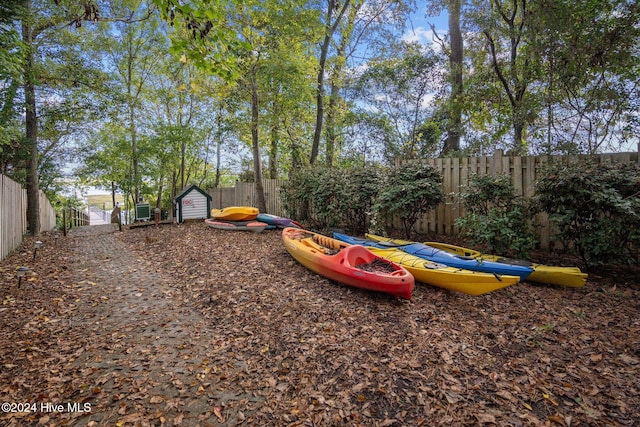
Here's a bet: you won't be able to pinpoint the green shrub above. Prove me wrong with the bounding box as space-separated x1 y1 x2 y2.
280 168 316 222
341 167 382 234
280 166 381 232
456 174 536 257
533 158 640 266
374 163 444 239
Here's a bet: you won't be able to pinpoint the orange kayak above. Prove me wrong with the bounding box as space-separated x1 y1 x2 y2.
282 228 414 299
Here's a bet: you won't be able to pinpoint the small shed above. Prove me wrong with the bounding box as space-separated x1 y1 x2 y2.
174 184 212 223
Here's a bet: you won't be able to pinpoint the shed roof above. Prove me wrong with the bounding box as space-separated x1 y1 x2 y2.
173 184 212 203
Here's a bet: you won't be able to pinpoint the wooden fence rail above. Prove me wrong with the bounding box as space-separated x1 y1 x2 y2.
0 174 27 261
207 179 286 217
1 174 57 261
205 150 638 250
62 207 90 236
403 150 639 249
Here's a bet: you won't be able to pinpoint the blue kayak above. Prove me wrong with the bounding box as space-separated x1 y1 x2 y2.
333 232 533 281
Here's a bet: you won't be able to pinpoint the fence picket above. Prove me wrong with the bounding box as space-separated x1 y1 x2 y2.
1 174 56 261
205 150 638 250
207 179 286 217
404 150 639 249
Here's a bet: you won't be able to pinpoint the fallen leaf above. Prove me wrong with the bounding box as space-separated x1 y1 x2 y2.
475 413 496 423
214 406 224 422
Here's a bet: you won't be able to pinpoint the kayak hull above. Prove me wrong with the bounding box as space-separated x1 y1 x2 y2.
367 248 520 295
256 213 303 229
362 233 534 281
205 218 267 232
210 206 259 221
424 242 587 288
282 228 414 299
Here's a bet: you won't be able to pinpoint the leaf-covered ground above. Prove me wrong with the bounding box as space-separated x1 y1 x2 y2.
1 222 638 426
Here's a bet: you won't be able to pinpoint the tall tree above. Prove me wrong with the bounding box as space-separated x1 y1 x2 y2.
350 41 445 162
444 0 463 154
478 0 539 155
17 0 106 234
157 0 318 212
310 0 351 166
22 0 40 234
324 0 410 166
534 0 640 153
5 0 151 233
95 2 160 207
0 0 25 152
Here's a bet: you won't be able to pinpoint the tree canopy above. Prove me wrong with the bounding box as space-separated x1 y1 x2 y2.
0 0 637 224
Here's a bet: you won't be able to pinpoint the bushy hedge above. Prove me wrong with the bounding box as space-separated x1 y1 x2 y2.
534 158 640 266
280 166 381 232
280 163 443 237
456 174 536 258
373 163 444 238
280 158 640 268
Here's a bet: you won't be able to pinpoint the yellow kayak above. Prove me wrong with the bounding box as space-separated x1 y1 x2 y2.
210 206 258 221
367 248 521 296
423 242 588 288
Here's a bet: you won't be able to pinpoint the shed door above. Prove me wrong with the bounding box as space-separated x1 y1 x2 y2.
182 192 208 219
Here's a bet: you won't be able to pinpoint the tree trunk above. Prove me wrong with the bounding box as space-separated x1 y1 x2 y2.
269 123 278 179
325 8 353 168
310 0 350 166
170 170 178 218
156 173 164 208
130 104 139 205
180 137 186 191
443 0 462 155
325 81 339 167
311 31 331 166
268 96 279 179
215 141 221 188
22 1 40 235
251 73 267 212
215 110 222 187
513 119 525 155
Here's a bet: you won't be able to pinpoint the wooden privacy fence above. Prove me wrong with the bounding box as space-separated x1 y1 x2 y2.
204 150 638 250
1 174 57 261
1 174 27 260
403 149 640 250
208 179 286 217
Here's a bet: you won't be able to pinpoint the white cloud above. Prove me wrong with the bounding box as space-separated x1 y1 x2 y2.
402 26 433 44
401 25 448 53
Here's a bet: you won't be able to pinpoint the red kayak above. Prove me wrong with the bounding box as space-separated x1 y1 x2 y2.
282 227 414 299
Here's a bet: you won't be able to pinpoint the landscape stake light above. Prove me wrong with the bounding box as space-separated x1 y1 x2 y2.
54 233 59 245
17 266 29 288
33 241 42 261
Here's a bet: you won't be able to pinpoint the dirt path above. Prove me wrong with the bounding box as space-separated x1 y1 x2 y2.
60 225 260 426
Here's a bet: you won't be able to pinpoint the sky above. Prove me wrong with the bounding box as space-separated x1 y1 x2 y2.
404 6 449 47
